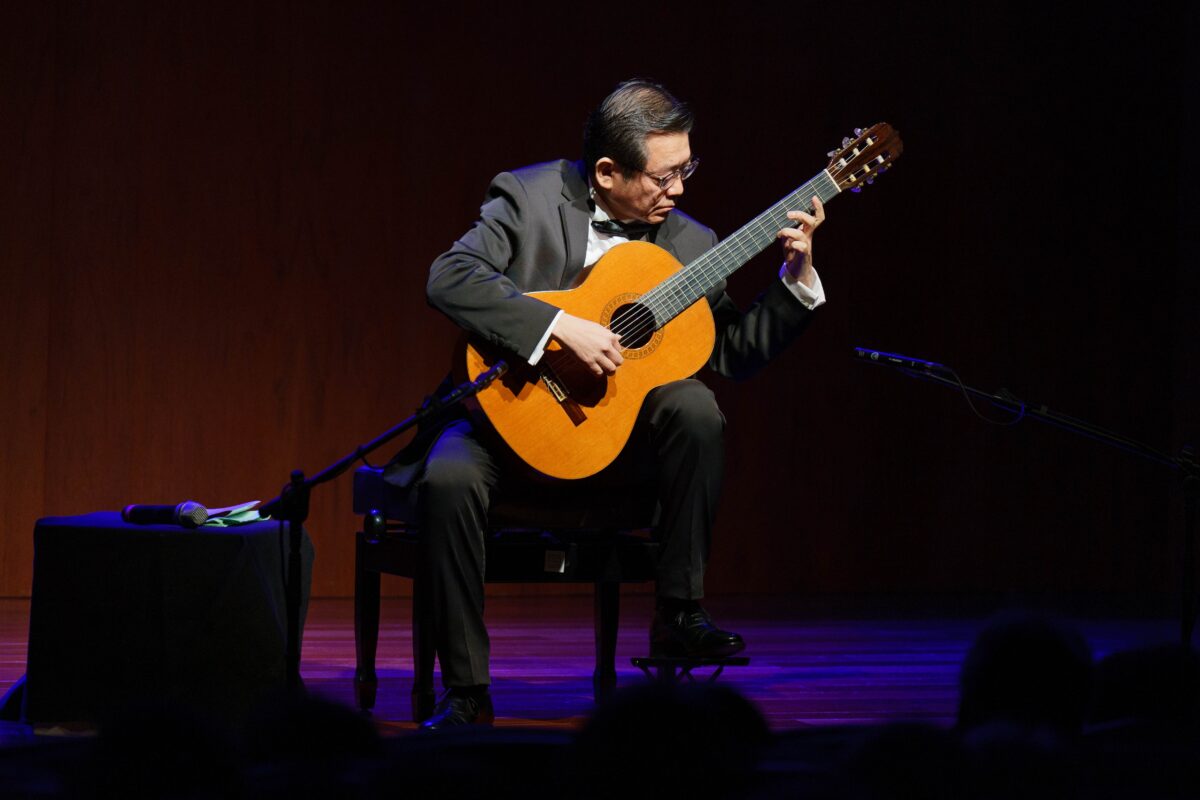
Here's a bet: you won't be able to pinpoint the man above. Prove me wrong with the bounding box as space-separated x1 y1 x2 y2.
392 80 826 729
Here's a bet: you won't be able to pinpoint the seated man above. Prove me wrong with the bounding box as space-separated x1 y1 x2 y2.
389 79 827 729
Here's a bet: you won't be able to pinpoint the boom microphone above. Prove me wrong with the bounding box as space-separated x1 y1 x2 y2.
121 501 209 528
853 347 951 374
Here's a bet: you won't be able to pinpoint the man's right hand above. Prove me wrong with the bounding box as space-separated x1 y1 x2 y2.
550 313 623 376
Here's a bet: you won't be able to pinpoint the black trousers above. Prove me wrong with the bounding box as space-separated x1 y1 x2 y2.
415 378 725 688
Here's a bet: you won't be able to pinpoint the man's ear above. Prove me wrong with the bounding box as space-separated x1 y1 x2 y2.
593 157 618 190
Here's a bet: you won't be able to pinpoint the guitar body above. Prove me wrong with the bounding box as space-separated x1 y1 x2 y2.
463 241 716 480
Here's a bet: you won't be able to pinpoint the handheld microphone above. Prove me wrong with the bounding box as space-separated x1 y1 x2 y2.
121 501 209 528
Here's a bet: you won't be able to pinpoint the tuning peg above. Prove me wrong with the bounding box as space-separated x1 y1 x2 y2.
866 178 875 185
841 136 852 148
854 127 863 136
827 150 838 158
851 186 862 193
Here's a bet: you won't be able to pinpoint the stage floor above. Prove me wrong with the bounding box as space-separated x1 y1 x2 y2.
0 595 1180 734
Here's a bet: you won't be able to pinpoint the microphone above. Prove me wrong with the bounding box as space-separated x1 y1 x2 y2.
853 347 951 374
122 501 209 528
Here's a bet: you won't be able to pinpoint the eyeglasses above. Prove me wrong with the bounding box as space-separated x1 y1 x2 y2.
637 157 700 190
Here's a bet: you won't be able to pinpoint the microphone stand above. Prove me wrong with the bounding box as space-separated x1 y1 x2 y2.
258 361 508 690
855 350 1199 647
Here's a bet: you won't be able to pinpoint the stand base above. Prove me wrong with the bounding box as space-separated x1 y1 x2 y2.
631 656 750 685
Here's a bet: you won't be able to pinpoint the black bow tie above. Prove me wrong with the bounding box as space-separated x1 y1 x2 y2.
591 218 657 239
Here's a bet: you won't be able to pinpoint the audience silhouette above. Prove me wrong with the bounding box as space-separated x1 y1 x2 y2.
3 612 1196 799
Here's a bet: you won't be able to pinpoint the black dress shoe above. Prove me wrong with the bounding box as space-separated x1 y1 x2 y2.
419 689 495 731
650 602 746 658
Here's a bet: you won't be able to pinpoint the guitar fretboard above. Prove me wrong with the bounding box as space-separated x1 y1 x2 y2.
637 169 841 329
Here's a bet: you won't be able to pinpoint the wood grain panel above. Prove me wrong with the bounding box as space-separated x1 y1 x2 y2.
0 6 54 596
0 2 1187 599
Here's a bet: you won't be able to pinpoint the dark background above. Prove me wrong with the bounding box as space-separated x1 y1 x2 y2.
0 1 1192 600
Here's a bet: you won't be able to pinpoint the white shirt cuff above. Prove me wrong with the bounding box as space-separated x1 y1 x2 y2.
527 309 564 365
779 264 826 310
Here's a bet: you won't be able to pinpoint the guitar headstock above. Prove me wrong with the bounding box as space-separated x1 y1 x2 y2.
826 123 903 193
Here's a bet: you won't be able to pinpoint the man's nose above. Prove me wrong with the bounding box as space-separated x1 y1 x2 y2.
665 173 685 197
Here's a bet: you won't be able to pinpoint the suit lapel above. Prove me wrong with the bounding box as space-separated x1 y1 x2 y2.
653 210 685 261
557 161 592 289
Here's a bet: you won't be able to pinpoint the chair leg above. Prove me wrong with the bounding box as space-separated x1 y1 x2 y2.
353 533 381 712
593 580 620 703
411 575 437 723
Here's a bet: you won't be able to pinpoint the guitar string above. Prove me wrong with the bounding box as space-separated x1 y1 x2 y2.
600 206 798 343
538 168 847 378
603 171 838 343
613 170 838 339
608 131 892 341
528 134 896 401
537 181 827 379
538 171 840 377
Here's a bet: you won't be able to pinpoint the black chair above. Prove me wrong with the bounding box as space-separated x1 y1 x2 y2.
352 465 660 722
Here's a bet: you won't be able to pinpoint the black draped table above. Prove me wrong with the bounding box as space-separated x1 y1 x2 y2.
20 512 313 725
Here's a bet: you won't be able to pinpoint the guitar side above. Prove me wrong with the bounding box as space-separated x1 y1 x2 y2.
464 241 716 480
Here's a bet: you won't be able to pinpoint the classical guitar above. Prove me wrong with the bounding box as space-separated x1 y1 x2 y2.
463 123 903 479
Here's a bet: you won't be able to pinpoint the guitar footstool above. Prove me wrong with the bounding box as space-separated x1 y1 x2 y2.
631 656 750 685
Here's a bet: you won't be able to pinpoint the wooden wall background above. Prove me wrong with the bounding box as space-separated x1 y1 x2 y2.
0 1 1193 599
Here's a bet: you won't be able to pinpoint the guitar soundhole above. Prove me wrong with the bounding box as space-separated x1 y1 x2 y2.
609 302 656 349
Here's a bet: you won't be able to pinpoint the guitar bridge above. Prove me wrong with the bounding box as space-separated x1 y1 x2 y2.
540 365 587 426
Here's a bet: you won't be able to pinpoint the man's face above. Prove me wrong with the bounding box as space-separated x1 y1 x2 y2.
595 132 691 224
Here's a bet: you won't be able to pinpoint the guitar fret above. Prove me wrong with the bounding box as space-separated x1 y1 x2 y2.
642 170 840 325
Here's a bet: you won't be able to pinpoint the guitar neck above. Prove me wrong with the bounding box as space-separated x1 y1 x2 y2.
642 169 841 327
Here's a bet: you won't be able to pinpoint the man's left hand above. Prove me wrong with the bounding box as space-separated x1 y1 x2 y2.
778 195 825 289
